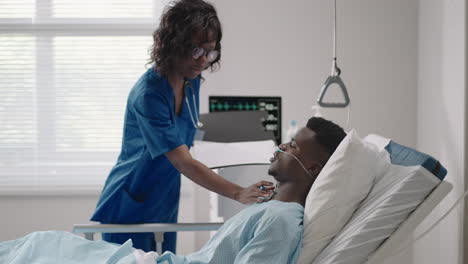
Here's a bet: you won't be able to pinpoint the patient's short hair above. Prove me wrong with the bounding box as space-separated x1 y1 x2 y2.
306 117 346 155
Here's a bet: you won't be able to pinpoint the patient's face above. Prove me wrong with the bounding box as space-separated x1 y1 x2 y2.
268 127 321 181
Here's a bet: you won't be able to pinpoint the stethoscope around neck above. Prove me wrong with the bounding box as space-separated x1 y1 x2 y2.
184 80 203 129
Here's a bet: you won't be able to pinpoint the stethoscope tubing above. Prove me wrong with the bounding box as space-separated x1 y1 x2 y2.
184 81 203 129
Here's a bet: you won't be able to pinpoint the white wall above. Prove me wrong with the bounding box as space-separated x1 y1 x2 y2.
0 194 100 240
202 0 418 146
1 0 427 258
466 1 468 262
0 179 200 254
410 0 466 264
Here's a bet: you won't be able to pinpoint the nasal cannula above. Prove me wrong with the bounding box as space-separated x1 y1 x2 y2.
276 148 314 178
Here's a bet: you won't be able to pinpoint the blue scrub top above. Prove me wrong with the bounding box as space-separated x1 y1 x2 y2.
91 67 200 224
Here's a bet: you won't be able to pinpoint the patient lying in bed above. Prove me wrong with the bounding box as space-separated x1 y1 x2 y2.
0 117 346 264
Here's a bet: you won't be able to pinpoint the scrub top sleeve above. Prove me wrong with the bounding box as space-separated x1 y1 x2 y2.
133 91 184 159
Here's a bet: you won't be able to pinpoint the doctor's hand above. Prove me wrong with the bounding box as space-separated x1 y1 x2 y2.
236 181 275 204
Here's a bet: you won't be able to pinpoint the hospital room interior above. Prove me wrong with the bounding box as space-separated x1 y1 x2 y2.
0 0 467 263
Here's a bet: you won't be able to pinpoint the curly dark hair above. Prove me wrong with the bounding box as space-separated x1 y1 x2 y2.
148 0 222 77
306 117 346 155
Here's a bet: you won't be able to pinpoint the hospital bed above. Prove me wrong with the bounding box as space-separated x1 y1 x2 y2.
73 134 451 263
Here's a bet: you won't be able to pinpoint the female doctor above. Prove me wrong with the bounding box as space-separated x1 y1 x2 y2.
91 0 274 254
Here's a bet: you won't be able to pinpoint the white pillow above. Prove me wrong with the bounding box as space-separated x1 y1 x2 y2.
297 130 384 264
311 135 443 264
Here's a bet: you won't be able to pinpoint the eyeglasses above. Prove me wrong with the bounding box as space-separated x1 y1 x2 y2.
192 46 219 62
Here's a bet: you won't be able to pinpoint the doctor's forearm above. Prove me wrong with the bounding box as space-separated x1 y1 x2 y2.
178 159 243 201
165 144 244 201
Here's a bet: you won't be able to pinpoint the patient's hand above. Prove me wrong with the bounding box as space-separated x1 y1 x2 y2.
236 181 275 204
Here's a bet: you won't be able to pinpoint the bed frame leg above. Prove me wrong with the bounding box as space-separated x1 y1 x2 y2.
84 233 94 240
154 232 165 254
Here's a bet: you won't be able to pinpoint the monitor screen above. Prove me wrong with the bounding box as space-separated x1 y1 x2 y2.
208 96 281 145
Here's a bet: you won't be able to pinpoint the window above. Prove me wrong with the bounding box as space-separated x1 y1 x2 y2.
0 0 166 192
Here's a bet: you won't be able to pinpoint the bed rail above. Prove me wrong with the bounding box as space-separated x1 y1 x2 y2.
73 222 223 254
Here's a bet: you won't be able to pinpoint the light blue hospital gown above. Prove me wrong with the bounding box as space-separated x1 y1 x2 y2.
0 231 136 264
157 200 304 264
0 201 303 264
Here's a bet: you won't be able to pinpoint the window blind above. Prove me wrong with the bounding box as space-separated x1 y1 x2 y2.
0 0 166 192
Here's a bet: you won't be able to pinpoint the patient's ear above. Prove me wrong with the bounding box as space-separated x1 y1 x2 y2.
308 162 323 179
